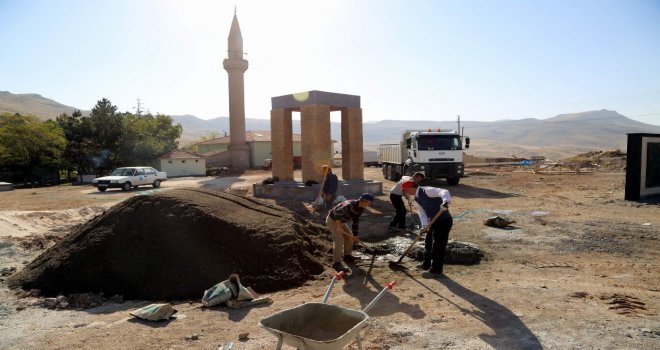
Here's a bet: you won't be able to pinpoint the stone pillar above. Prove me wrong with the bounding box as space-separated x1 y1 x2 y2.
341 107 364 180
270 108 294 181
301 104 332 182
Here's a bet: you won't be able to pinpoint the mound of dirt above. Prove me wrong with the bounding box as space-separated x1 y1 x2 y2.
8 188 332 300
562 149 627 170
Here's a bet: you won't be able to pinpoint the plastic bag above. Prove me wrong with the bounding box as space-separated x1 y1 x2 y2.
202 274 263 307
130 303 177 321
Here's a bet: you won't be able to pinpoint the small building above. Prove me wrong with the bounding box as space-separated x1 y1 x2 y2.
158 149 206 177
197 131 304 169
625 133 660 200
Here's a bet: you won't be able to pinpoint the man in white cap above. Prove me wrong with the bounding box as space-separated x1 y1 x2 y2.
388 172 425 232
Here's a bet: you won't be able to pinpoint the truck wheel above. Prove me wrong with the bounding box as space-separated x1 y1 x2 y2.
446 177 460 185
153 179 161 188
122 182 132 191
392 168 402 181
98 187 107 192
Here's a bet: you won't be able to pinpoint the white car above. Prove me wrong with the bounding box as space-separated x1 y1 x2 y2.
92 167 167 192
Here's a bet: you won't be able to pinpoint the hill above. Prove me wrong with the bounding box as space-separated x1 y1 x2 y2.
0 91 85 119
3 91 659 159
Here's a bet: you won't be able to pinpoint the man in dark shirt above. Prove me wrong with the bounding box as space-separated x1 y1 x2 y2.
322 166 339 208
325 193 374 273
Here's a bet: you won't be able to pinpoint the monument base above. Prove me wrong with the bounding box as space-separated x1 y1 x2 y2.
253 180 383 201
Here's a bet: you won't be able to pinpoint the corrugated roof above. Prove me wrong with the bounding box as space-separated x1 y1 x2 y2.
200 149 229 157
159 149 205 159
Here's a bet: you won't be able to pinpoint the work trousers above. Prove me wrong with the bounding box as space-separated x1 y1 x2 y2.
424 216 453 272
325 216 354 263
389 194 407 228
323 193 336 209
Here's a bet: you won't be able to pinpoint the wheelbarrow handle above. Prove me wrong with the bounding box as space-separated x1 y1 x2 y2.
322 271 346 303
363 281 398 313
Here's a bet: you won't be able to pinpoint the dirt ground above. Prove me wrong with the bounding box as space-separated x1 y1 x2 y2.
1 167 658 349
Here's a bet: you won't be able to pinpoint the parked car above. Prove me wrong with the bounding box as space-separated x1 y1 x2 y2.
92 167 167 192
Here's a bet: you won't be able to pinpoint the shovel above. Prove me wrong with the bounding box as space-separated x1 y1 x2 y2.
389 206 447 268
310 166 330 219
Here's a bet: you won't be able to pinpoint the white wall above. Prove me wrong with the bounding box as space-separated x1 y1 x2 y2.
159 158 206 177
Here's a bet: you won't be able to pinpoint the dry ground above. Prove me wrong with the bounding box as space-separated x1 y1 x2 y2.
1 167 658 349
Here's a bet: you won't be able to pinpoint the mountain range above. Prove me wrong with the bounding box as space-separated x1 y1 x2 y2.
2 90 659 159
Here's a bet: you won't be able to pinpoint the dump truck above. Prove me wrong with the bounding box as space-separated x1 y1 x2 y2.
378 129 470 185
363 151 379 167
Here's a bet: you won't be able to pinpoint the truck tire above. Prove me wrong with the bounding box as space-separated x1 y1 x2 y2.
392 167 402 181
403 165 412 177
446 177 460 186
153 179 161 188
122 182 132 191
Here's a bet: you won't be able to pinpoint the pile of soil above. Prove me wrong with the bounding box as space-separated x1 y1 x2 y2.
8 188 332 300
562 149 627 170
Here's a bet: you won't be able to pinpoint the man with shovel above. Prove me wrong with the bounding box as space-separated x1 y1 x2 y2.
388 172 425 232
326 193 375 273
401 181 453 275
321 165 339 209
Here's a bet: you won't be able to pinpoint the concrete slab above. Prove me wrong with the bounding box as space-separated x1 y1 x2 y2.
253 180 383 201
0 182 14 192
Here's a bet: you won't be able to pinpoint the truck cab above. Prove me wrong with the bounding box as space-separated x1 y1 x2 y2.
380 129 470 185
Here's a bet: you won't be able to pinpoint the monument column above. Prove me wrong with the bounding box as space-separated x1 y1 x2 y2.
223 13 250 169
300 104 332 182
270 108 294 181
341 107 364 180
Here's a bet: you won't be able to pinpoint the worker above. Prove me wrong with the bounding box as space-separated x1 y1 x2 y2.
321 165 339 208
325 193 375 273
401 180 452 275
388 172 425 232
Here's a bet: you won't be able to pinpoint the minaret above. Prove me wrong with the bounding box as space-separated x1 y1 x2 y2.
223 11 250 169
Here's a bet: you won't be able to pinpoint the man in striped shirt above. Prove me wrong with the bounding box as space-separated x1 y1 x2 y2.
325 193 375 273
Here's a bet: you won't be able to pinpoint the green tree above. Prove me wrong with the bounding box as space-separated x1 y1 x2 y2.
117 113 182 165
56 110 95 175
0 112 66 184
88 98 123 172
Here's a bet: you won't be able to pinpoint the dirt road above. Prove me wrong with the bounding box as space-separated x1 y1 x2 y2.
1 168 658 349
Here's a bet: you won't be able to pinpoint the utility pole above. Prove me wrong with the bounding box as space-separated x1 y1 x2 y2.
134 98 144 116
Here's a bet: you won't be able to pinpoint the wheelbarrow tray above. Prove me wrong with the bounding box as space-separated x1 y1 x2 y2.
259 302 369 350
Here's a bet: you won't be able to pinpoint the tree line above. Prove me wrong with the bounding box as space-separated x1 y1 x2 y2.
0 98 182 185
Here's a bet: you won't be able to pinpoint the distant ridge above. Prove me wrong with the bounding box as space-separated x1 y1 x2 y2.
0 91 85 119
3 91 659 159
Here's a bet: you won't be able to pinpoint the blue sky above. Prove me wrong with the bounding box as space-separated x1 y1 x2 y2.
1 0 659 125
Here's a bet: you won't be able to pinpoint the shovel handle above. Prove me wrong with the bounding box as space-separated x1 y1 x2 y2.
394 206 447 264
337 223 374 252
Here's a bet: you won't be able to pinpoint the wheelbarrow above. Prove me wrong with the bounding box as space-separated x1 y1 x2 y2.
259 271 397 350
